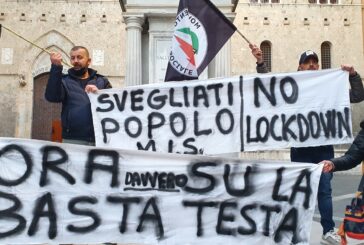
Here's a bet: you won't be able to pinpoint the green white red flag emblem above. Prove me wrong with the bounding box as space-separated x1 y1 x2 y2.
165 0 236 82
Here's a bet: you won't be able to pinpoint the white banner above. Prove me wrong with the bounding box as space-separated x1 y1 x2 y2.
0 138 321 244
91 76 242 154
90 68 352 154
243 68 351 151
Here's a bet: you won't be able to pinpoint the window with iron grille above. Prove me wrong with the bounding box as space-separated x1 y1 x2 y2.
308 0 338 4
260 41 272 72
321 42 331 69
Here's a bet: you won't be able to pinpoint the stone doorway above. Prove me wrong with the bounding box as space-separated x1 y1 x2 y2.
31 73 62 142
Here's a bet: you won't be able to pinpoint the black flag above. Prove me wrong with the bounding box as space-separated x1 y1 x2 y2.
164 0 237 82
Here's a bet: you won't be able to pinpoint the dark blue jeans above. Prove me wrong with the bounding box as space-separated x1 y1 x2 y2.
291 145 335 235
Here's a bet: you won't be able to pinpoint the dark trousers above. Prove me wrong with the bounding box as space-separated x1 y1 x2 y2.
290 145 335 234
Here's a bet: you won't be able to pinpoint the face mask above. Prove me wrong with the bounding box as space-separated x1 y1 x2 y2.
72 67 87 77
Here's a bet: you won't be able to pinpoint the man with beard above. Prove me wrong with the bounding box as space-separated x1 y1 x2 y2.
250 44 364 245
45 46 112 145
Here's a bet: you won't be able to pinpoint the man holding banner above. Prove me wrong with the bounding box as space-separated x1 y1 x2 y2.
251 44 364 244
45 46 112 146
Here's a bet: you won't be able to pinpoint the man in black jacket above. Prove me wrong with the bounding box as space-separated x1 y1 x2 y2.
322 120 364 173
250 43 364 245
45 46 111 145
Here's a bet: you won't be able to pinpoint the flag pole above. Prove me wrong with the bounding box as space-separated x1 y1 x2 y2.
0 24 72 67
236 29 251 45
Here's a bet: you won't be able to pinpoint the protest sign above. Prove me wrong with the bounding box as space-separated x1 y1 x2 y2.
90 68 352 154
242 68 351 151
91 76 242 154
0 137 321 244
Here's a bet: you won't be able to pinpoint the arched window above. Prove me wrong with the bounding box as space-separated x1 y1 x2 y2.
321 42 331 69
260 41 272 72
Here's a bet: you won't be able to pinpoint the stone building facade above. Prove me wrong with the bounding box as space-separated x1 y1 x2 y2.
0 0 125 140
232 0 364 135
0 0 363 142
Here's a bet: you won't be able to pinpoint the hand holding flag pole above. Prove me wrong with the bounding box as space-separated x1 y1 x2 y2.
0 24 72 67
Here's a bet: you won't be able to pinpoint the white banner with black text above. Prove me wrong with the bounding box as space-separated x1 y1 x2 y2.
90 68 351 154
0 138 321 244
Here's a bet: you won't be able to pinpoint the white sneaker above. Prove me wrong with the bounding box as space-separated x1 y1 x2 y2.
320 229 341 245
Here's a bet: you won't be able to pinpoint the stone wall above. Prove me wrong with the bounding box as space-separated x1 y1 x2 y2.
232 0 364 74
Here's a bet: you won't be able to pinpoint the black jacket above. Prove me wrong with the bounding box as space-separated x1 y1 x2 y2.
332 121 364 171
45 64 111 142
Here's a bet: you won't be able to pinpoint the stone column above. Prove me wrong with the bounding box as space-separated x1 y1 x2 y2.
208 40 231 78
124 14 144 86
